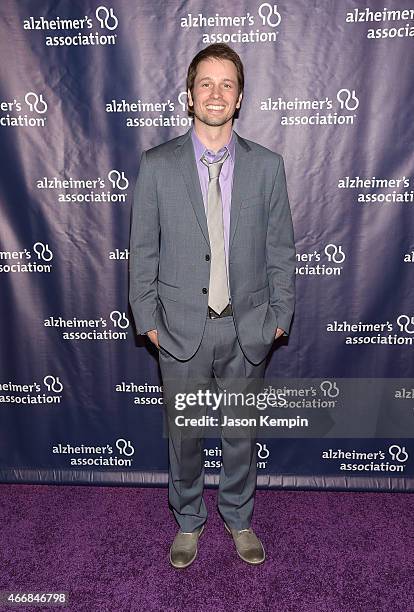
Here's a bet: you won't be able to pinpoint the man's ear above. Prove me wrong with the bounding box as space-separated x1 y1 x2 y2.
187 89 193 108
236 91 243 109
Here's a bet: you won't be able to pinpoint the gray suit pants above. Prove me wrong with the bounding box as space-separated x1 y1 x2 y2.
158 314 266 533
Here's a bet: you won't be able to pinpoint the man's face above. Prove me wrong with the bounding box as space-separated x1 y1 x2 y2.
187 57 243 128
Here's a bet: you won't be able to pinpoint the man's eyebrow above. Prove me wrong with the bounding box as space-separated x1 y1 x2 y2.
198 76 236 83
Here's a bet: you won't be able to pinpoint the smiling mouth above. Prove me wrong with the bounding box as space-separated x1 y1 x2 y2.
206 104 225 111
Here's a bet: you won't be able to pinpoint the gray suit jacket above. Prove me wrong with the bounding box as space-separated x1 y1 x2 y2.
129 127 296 364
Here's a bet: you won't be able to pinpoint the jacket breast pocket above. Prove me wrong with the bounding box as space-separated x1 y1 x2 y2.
240 196 262 210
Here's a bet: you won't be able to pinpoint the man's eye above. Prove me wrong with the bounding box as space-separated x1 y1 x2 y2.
201 83 210 87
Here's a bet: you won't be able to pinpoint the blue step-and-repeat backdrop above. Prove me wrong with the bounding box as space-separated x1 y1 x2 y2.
0 0 413 490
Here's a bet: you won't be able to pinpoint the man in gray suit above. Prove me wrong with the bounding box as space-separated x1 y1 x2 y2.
129 43 296 568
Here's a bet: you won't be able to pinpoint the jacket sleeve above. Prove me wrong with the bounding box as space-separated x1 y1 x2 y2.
129 150 160 335
266 154 296 336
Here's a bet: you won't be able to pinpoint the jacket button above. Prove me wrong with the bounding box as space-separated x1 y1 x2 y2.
202 287 208 294
205 254 210 261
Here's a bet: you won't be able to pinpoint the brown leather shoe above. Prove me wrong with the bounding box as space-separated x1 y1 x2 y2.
224 523 266 565
169 524 205 569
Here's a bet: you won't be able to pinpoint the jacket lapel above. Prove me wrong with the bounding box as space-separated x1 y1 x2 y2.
173 127 252 251
229 131 251 253
174 129 209 245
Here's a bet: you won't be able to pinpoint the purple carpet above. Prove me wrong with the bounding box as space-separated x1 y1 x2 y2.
0 484 413 611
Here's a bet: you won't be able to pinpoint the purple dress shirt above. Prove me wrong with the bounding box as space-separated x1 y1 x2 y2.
191 127 235 298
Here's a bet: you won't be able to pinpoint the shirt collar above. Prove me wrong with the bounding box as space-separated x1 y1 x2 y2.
191 126 235 164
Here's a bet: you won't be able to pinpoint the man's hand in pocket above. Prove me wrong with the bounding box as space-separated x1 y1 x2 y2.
274 328 285 340
146 329 159 348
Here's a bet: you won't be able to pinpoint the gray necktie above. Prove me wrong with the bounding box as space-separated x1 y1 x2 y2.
201 150 229 315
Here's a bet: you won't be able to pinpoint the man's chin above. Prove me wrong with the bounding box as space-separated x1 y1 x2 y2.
197 114 233 127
